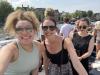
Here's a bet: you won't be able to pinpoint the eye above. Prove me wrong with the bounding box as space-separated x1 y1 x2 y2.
25 28 33 32
15 28 22 32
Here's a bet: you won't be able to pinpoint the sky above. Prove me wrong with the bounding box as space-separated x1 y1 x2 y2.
6 0 100 13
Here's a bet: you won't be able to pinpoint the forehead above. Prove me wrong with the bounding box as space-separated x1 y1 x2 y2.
43 20 55 26
15 20 33 28
79 21 88 26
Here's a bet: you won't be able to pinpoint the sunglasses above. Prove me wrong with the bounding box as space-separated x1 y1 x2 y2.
42 26 56 31
15 27 33 33
78 25 87 29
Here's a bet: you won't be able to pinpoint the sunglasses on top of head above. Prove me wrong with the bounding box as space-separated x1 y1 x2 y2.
78 25 87 29
42 26 56 31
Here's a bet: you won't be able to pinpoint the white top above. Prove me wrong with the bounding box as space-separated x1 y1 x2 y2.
59 23 74 38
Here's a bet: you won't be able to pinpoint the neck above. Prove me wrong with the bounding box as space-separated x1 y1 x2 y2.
78 31 88 36
19 42 33 52
45 36 56 43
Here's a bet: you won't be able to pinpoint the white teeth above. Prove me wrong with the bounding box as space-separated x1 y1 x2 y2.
22 36 31 39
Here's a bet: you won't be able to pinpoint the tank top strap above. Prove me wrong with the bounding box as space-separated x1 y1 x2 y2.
62 39 65 50
43 41 47 50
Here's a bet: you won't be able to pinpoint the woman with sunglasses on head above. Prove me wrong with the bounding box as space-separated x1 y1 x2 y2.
41 17 88 75
0 10 41 75
69 18 94 74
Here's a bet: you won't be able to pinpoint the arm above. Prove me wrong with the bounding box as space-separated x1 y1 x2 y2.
40 43 49 75
31 67 39 75
65 38 88 75
68 31 74 40
43 55 49 75
79 37 94 60
0 43 15 74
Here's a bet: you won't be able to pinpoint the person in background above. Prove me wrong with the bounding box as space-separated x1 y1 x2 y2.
92 21 100 55
73 19 80 32
69 19 80 36
41 17 88 75
0 10 41 75
59 17 74 38
69 18 94 74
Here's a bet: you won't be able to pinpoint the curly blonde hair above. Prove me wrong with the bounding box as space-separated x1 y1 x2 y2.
4 9 40 35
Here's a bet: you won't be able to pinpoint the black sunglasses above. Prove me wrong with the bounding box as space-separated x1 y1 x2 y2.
78 25 87 29
42 26 56 31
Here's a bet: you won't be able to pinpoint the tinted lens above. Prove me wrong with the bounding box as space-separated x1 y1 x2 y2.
25 28 33 32
82 26 87 29
42 26 56 31
78 26 87 29
49 26 56 31
42 26 48 31
15 28 22 32
15 28 33 33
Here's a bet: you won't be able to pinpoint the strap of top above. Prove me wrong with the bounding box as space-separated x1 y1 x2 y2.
43 40 47 51
62 39 65 50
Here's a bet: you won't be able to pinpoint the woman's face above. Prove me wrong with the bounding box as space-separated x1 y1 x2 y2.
78 21 88 32
42 19 56 37
15 20 35 44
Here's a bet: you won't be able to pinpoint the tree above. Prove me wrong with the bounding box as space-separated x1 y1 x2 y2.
0 1 14 26
87 10 93 18
62 12 72 19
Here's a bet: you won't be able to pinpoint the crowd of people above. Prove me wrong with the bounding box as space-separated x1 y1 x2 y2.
0 8 100 75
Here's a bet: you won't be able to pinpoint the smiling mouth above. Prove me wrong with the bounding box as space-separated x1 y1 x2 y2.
21 36 31 40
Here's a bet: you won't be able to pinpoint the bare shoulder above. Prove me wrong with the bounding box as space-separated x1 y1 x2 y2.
65 37 71 43
33 40 42 51
64 37 73 49
33 40 41 46
1 42 16 52
0 42 17 60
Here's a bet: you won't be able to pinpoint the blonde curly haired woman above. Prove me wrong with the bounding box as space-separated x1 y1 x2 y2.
0 10 41 75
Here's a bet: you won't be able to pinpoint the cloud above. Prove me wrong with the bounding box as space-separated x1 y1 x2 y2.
7 0 30 4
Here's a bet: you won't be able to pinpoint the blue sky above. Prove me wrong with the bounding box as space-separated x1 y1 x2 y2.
7 0 100 13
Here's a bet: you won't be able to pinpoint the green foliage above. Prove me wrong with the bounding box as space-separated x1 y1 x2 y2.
62 12 72 19
87 10 93 17
0 1 14 26
72 10 87 19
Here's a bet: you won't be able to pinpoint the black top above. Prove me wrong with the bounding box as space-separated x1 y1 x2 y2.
44 39 69 66
72 33 93 56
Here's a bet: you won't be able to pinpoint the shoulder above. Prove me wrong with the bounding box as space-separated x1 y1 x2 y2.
0 42 17 58
33 40 44 53
60 24 67 28
1 41 17 51
33 40 41 48
69 31 74 39
65 38 71 43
